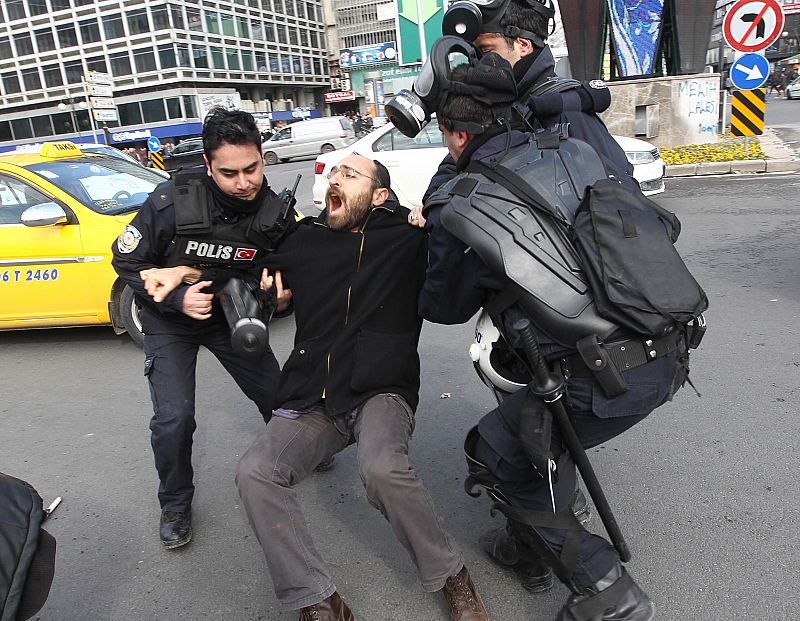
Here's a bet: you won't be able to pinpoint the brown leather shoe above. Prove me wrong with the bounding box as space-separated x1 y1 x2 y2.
442 566 490 621
298 591 356 621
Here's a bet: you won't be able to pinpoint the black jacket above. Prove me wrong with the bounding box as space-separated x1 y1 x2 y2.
111 179 268 335
267 198 427 415
423 45 635 203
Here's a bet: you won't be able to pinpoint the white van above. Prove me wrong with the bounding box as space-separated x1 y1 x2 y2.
262 116 356 165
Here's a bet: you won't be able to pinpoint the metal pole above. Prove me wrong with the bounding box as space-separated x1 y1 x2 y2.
416 0 427 63
83 81 100 143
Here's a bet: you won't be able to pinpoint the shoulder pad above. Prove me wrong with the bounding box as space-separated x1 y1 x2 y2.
424 173 472 211
150 180 174 211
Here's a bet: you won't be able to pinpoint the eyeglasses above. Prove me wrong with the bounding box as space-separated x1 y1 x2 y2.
326 164 378 183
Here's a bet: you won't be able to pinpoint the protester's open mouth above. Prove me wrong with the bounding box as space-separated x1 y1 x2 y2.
327 192 344 212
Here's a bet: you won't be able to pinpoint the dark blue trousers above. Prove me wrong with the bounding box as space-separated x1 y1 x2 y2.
143 325 280 512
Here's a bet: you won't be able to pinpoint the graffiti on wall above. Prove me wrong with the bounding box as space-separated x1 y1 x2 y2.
677 79 719 135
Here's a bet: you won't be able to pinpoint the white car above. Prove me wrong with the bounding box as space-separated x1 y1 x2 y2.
312 121 665 208
786 77 800 99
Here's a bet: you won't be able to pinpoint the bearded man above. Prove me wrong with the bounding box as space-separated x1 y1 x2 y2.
235 154 489 621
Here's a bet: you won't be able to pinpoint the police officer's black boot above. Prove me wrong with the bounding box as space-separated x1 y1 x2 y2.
479 522 554 592
556 565 653 621
159 510 192 549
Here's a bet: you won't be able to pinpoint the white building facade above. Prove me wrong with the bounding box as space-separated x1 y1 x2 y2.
0 0 330 150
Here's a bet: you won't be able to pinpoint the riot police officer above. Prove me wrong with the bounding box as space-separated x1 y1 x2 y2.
112 108 287 549
404 51 700 621
424 0 636 201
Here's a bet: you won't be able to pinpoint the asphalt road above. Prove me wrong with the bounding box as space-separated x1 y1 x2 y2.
765 96 800 156
2 172 799 620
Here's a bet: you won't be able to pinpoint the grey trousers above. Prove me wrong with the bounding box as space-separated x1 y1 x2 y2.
235 393 464 610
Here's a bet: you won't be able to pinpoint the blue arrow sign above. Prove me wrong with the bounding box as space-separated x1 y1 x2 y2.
730 53 770 91
147 136 162 153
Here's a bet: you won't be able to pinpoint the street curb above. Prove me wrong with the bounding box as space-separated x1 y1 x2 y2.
666 159 800 178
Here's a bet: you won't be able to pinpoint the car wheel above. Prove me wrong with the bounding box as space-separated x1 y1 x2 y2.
119 285 144 347
263 151 278 166
320 144 335 154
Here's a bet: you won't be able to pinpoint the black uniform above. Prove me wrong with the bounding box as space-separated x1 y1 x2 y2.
420 127 685 590
112 175 281 513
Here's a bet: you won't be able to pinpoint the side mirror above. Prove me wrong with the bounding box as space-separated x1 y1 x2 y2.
20 202 68 227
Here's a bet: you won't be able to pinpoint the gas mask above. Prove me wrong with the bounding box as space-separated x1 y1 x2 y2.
441 0 555 48
385 36 479 138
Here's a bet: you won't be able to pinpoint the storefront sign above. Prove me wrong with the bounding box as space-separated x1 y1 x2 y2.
324 91 357 103
339 42 397 68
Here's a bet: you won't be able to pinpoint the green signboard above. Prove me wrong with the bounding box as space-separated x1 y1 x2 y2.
397 0 445 65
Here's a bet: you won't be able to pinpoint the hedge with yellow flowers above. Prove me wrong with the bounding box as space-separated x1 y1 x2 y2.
661 135 765 165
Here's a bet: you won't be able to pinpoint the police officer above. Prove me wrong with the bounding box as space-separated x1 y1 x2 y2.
111 108 285 549
425 0 636 202
411 53 689 621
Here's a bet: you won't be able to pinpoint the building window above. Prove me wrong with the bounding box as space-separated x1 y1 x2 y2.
221 13 235 36
52 0 71 9
252 19 265 40
43 65 63 87
158 44 176 69
166 97 181 119
237 16 250 38
211 46 225 69
0 39 11 60
177 43 191 67
193 45 209 68
52 112 75 135
103 14 126 40
11 118 33 140
152 7 169 30
29 0 49 16
32 116 54 138
281 55 290 73
64 61 83 84
205 10 220 34
133 49 157 72
142 99 166 123
0 122 10 142
15 34 34 56
22 68 42 91
183 95 197 118
57 24 79 47
292 56 301 74
242 50 254 71
86 57 107 73
227 48 240 70
35 28 56 52
171 4 186 29
6 1 27 20
255 51 267 71
118 102 142 126
187 7 202 31
110 52 132 77
127 9 149 35
289 27 299 45
79 19 101 44
3 72 21 94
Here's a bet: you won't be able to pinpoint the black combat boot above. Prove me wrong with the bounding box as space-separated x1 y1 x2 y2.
159 510 192 549
479 523 554 592
556 565 653 621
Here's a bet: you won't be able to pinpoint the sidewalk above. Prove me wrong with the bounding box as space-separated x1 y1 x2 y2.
665 127 800 177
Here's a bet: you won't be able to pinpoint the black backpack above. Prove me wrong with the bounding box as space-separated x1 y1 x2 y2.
470 134 708 338
0 473 57 621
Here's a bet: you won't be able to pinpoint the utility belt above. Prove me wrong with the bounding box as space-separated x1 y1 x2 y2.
560 316 706 398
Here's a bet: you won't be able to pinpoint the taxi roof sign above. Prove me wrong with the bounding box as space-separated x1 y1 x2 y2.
40 141 83 159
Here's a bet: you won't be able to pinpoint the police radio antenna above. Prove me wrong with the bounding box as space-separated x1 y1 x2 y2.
281 174 302 219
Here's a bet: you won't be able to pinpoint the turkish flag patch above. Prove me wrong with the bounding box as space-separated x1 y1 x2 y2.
234 247 257 260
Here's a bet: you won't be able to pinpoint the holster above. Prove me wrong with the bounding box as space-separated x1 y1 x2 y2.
575 334 629 398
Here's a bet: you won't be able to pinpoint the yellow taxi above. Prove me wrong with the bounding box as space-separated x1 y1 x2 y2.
0 141 167 345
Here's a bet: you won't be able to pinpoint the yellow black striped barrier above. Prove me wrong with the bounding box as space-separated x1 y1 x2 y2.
731 89 765 137
150 151 165 170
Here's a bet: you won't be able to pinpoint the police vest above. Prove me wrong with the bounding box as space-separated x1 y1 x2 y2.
426 128 619 347
171 171 286 268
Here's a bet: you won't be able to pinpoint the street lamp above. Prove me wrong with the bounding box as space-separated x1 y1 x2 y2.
57 97 88 139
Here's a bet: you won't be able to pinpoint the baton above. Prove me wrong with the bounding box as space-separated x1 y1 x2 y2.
513 319 631 563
